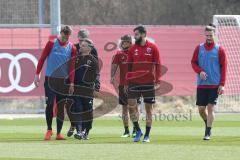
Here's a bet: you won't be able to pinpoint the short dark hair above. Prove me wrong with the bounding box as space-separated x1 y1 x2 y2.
60 25 72 35
134 25 147 35
205 23 216 32
121 34 132 43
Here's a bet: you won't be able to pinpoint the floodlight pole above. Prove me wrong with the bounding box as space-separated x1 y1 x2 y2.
50 0 61 35
38 0 45 24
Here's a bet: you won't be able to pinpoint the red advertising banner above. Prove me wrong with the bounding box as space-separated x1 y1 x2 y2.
2 26 236 97
0 49 44 97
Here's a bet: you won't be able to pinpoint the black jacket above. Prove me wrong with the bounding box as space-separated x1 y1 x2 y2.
75 43 100 92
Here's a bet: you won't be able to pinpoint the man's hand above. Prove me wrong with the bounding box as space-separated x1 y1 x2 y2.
200 71 208 80
34 74 40 87
218 85 224 95
69 83 74 95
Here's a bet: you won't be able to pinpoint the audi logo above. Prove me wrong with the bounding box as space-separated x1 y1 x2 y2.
0 52 38 93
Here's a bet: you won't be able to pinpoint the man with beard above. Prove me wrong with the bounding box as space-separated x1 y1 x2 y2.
111 35 139 138
127 25 161 142
191 23 227 140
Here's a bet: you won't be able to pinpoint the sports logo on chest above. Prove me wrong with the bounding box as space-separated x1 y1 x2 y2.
145 47 152 55
134 49 138 55
87 60 92 65
120 55 127 62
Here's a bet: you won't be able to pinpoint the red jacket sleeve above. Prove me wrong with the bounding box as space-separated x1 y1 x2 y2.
127 47 134 63
125 47 134 84
219 46 227 86
191 45 203 74
69 45 77 83
153 45 161 82
112 52 120 65
36 40 54 75
127 47 134 73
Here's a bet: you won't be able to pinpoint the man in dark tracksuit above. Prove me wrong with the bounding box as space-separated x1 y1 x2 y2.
67 33 100 140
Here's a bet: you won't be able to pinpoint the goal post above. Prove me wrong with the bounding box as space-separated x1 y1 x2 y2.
0 0 61 113
0 0 61 35
50 0 61 35
213 15 240 112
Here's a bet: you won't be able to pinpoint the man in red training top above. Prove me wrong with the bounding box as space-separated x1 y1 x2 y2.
191 23 227 140
111 35 140 138
127 25 161 143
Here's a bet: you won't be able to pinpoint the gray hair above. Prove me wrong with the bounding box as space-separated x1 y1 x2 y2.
81 38 93 47
78 29 90 38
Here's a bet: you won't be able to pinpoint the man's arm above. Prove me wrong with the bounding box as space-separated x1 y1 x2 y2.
191 45 203 74
111 54 119 81
217 46 227 95
111 64 118 78
94 59 101 92
35 41 54 75
34 40 54 87
153 45 161 83
91 46 98 59
191 45 208 81
127 48 133 72
68 45 77 95
125 48 134 85
69 45 77 84
91 47 101 92
219 46 227 86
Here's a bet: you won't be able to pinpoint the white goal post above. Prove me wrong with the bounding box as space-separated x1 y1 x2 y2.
213 15 240 112
0 0 61 35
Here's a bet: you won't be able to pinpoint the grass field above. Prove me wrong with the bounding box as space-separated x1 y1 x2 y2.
0 114 240 160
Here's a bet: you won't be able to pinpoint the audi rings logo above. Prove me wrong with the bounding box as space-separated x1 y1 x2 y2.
0 52 38 93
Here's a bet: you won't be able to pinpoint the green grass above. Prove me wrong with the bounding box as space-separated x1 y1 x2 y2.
0 114 240 160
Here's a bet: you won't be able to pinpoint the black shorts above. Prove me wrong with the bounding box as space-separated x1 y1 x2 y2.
128 83 155 104
196 88 219 106
44 77 56 106
44 77 67 107
118 85 128 105
118 85 141 105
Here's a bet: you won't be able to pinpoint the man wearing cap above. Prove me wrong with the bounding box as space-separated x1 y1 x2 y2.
111 35 140 138
67 29 100 138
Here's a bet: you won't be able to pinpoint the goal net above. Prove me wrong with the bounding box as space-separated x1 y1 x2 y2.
0 0 51 27
213 15 240 112
0 0 59 114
